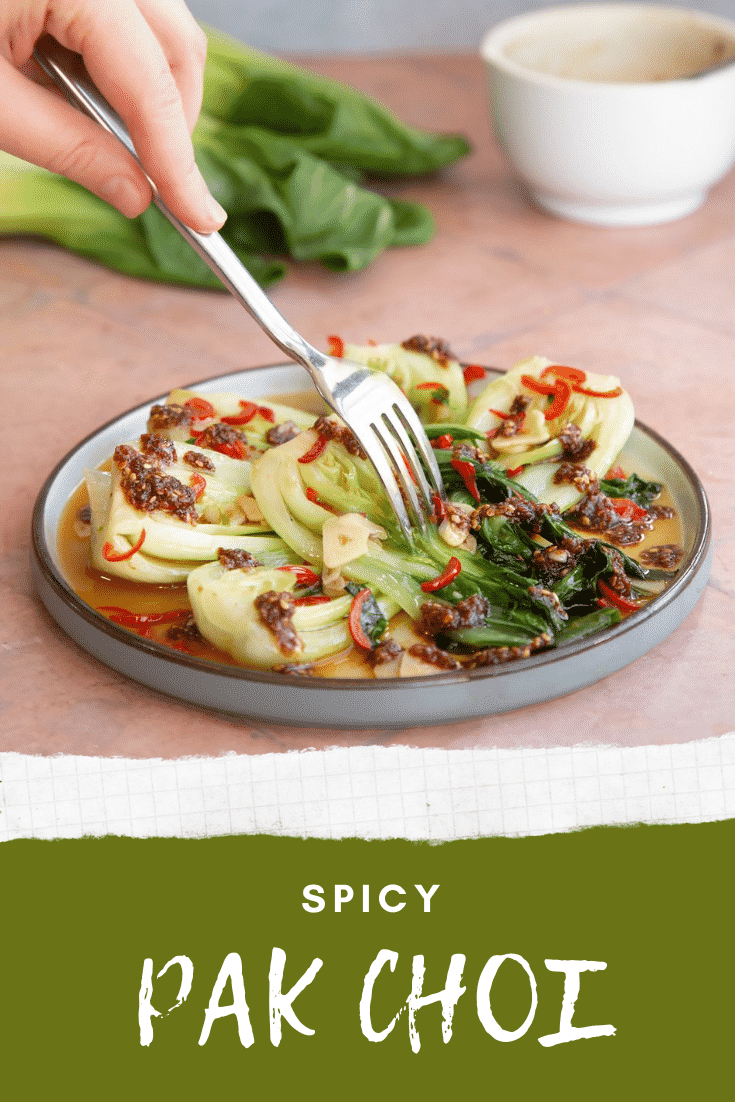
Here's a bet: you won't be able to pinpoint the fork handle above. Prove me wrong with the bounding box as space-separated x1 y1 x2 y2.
33 36 332 392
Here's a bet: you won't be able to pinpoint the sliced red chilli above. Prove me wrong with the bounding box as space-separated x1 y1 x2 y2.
521 373 572 421
574 384 623 398
305 486 338 513
298 436 329 464
102 529 146 562
463 363 485 383
221 401 258 425
611 498 648 522
278 564 321 588
189 473 206 501
420 556 462 592
450 458 481 502
348 588 374 650
598 580 641 613
184 397 215 421
540 364 587 385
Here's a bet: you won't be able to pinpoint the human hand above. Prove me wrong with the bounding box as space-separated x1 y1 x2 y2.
1 0 225 232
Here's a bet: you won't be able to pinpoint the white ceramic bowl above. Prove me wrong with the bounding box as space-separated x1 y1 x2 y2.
481 4 735 226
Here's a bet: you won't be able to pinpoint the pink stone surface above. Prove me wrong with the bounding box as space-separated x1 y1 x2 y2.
2 54 733 759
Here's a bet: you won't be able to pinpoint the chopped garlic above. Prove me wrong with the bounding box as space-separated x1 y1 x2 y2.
438 500 473 548
322 513 387 569
234 494 264 524
439 518 468 547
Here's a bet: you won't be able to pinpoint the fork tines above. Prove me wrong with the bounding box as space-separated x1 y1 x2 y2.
359 387 445 540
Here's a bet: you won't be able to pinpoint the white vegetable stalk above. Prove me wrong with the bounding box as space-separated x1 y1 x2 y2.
467 355 635 509
187 562 398 668
249 431 326 564
343 341 468 423
86 466 296 584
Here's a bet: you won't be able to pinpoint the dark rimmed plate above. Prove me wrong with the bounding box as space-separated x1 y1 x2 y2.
31 364 711 728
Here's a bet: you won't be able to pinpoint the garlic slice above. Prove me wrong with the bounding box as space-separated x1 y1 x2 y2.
234 494 264 524
439 518 468 547
322 513 387 569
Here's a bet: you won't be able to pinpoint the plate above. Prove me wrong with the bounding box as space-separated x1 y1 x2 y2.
32 364 711 728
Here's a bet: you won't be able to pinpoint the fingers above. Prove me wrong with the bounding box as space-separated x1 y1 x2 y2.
0 57 152 217
46 0 225 231
134 0 207 133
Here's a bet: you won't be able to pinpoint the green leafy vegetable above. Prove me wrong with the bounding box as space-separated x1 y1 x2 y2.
555 606 622 646
200 28 471 176
551 542 623 616
0 27 470 287
599 473 663 507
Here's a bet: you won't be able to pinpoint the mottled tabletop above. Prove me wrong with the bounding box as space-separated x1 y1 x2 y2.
3 54 733 758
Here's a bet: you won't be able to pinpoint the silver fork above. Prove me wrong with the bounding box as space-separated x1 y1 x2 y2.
33 36 445 540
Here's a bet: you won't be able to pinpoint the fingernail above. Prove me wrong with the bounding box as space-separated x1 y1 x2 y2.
99 175 148 218
205 194 227 227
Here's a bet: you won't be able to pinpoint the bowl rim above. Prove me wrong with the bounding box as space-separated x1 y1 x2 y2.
32 362 711 694
479 3 735 91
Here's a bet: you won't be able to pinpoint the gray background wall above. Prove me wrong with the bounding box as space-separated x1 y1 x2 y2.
187 0 735 54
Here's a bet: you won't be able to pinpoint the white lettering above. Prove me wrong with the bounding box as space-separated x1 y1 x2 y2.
268 947 322 1046
408 955 466 1053
198 953 254 1047
335 884 354 912
476 954 538 1042
414 884 440 912
379 885 406 913
302 885 325 913
359 950 402 1043
538 960 615 1047
138 955 194 1047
